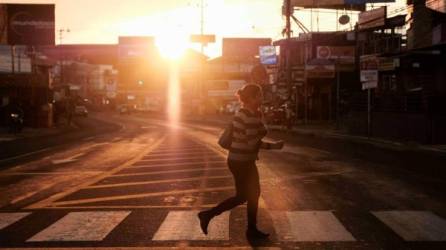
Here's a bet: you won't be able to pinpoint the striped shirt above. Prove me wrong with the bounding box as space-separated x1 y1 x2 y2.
228 108 273 162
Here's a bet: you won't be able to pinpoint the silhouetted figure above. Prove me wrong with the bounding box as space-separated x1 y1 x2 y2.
198 84 284 239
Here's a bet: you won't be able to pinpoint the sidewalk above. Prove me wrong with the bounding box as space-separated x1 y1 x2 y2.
185 113 446 155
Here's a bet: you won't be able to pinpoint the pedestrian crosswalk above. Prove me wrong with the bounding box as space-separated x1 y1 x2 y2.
152 211 230 241
1 210 446 244
27 211 131 242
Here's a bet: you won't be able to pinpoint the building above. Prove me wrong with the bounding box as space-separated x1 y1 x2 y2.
205 38 272 113
274 32 357 122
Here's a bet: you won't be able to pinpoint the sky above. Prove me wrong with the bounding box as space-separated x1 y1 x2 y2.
0 0 407 58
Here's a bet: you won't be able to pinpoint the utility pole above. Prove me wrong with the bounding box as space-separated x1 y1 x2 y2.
58 28 70 85
285 0 292 96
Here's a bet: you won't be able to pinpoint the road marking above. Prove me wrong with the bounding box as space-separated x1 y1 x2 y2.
49 186 234 207
85 175 233 189
372 211 446 241
10 183 55 204
112 166 228 177
0 212 31 230
153 211 229 241
0 147 53 165
0 171 103 176
51 152 85 165
130 160 226 168
26 134 166 209
0 247 281 250
149 148 212 154
27 211 130 242
138 156 225 162
143 151 216 157
271 211 356 242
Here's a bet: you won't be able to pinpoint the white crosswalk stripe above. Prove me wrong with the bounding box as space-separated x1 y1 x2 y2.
27 211 130 242
271 211 356 242
0 212 31 230
372 211 446 241
152 210 230 241
2 210 446 243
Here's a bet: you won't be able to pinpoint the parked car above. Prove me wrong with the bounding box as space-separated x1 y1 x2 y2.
117 104 133 114
74 105 88 117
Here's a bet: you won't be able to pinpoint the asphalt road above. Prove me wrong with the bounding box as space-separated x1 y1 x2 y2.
0 112 445 250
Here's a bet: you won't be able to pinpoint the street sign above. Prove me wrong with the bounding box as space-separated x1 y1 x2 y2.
360 55 379 89
259 46 277 65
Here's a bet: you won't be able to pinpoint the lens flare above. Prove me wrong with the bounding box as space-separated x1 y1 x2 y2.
167 62 181 126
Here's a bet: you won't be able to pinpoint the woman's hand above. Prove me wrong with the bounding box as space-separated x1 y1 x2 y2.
270 140 284 150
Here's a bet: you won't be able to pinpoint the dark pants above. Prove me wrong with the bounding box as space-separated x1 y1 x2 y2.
207 160 260 228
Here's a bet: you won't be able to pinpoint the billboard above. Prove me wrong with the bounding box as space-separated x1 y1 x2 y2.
118 36 156 60
426 0 446 13
316 46 355 64
4 4 55 45
358 6 387 30
223 38 271 58
259 46 277 65
288 0 394 10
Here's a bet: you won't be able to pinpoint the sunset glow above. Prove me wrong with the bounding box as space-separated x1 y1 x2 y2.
155 33 189 60
167 62 181 126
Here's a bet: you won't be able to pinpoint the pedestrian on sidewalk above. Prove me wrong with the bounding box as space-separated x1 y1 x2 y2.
198 84 284 239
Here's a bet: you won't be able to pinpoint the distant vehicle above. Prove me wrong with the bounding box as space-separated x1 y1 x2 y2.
74 105 88 117
117 104 133 114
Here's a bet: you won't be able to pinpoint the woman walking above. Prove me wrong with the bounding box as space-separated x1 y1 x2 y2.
198 84 284 239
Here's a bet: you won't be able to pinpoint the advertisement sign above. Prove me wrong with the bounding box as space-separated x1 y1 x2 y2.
223 38 271 58
4 4 55 45
259 46 277 65
288 0 394 10
360 55 379 89
358 6 386 30
305 64 335 78
317 46 355 64
426 0 446 13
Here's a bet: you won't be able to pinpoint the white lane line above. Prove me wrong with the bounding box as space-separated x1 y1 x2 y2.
150 148 211 153
372 211 446 241
51 152 85 165
130 160 226 169
271 211 355 242
0 212 31 230
27 211 130 242
112 167 228 177
153 211 229 241
143 151 216 157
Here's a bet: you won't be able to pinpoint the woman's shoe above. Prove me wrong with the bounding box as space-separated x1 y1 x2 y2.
198 211 212 235
246 227 270 239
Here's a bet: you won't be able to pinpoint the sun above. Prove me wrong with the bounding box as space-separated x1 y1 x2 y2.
155 32 190 60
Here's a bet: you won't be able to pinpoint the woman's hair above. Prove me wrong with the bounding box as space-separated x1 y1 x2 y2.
236 84 262 104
